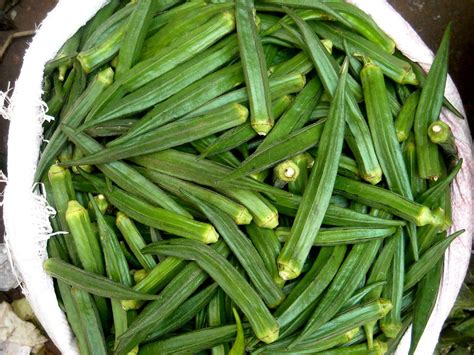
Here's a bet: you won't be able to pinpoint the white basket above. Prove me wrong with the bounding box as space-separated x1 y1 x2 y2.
3 1 473 354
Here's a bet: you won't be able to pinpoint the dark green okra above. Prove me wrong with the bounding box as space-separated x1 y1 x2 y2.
236 0 274 135
61 125 191 217
277 59 348 280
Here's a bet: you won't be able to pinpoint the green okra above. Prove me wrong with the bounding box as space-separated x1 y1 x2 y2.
200 95 293 159
409 258 443 354
218 188 279 229
271 52 314 79
311 21 417 85
264 43 281 66
256 77 322 153
47 238 89 354
208 289 227 355
146 283 219 342
415 25 451 180
143 2 233 59
81 172 219 243
122 256 186 310
65 200 104 276
44 258 161 301
428 120 458 156
319 340 388 355
90 195 131 342
191 135 242 168
276 246 347 331
81 2 134 51
141 324 251 355
288 153 312 195
334 176 436 226
380 230 405 338
342 281 388 311
84 11 236 123
36 68 114 181
45 74 65 119
361 61 418 259
273 159 300 185
78 23 126 73
115 0 156 78
417 159 462 208
236 0 274 135
184 191 284 308
80 0 121 48
277 59 348 281
404 229 464 290
276 226 397 246
115 212 156 271
403 133 428 198
62 125 190 217
61 61 87 120
246 224 284 287
48 165 81 266
143 239 280 344
84 118 136 137
185 72 306 119
115 241 230 354
296 239 382 343
95 36 239 124
222 120 325 182
229 308 246 355
68 103 248 166
135 168 252 225
285 11 380 184
55 30 81 81
395 90 420 142
326 2 395 53
70 288 107 355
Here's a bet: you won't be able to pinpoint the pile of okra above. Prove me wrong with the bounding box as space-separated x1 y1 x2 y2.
38 0 465 354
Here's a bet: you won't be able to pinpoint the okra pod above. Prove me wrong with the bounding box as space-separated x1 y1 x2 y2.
229 308 246 355
115 0 156 78
403 133 428 198
185 72 305 119
84 11 236 123
81 172 219 243
296 239 382 343
44 258 161 300
222 120 325 182
415 25 451 180
361 61 418 258
143 239 280 343
36 68 114 181
146 283 219 342
136 168 252 225
69 103 248 165
115 241 230 354
141 324 251 355
256 77 322 153
208 288 227 355
288 153 312 194
246 224 284 287
404 229 464 290
184 191 284 307
428 120 457 156
277 59 348 280
95 36 239 124
70 288 107 355
236 0 274 135
334 176 436 226
199 95 293 159
270 51 313 77
115 212 156 271
62 125 191 217
320 340 388 355
395 91 420 142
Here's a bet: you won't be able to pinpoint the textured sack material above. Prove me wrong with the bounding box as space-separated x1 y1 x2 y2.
3 1 473 354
